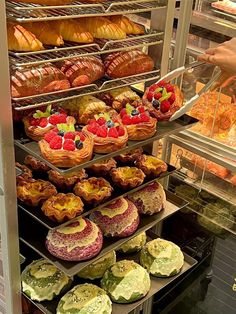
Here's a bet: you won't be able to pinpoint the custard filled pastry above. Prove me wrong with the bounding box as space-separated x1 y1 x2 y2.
111 167 145 189
87 158 117 176
41 193 84 223
48 169 87 190
74 177 113 205
120 103 157 140
24 155 51 173
39 125 94 168
23 105 76 141
114 148 143 164
135 154 168 177
17 177 57 207
83 112 128 154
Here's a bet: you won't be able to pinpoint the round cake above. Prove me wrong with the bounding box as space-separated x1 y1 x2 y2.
21 259 71 301
90 198 139 238
56 283 112 314
118 232 147 254
46 217 103 261
140 238 184 277
77 251 116 280
101 260 150 303
127 181 166 215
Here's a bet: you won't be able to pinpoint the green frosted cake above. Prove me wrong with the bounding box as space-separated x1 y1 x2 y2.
21 259 71 301
56 283 112 314
140 239 184 277
101 260 150 303
118 232 147 253
77 251 116 280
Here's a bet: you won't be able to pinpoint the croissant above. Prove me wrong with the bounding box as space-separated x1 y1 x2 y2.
79 16 126 39
9 0 73 5
24 22 64 46
50 20 93 43
109 16 145 35
7 23 43 51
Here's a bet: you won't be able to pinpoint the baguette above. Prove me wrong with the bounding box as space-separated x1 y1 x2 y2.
7 23 43 51
109 16 145 35
8 0 73 5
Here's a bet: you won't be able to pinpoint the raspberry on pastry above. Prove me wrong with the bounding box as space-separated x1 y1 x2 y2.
120 103 157 140
48 169 87 190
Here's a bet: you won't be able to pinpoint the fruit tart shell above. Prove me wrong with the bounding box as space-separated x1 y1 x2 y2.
111 167 145 189
135 154 168 177
82 125 128 154
38 131 94 168
41 193 84 223
87 158 117 176
48 169 87 190
124 116 157 140
74 177 113 205
23 115 76 141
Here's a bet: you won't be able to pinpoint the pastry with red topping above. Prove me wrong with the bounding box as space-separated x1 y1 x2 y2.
39 124 93 168
143 81 183 121
23 105 76 141
120 103 157 140
83 112 128 154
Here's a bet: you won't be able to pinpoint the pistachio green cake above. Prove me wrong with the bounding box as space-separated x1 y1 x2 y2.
56 283 112 314
101 260 150 304
21 259 71 301
118 232 147 254
77 251 116 280
140 238 184 277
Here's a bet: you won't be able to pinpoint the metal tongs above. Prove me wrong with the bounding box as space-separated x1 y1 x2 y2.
155 60 222 121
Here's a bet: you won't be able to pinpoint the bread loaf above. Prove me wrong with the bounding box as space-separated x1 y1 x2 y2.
59 56 104 87
109 15 145 35
104 50 154 78
11 65 70 98
9 0 73 5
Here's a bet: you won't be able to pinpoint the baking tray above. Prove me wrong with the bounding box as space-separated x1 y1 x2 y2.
19 190 187 276
21 229 197 314
18 162 176 229
15 114 198 175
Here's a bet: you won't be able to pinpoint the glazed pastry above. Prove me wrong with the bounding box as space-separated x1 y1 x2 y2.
101 260 150 303
74 177 113 205
63 95 107 125
109 15 145 35
39 125 94 168
23 105 76 141
77 251 116 280
48 168 87 190
118 232 146 253
7 23 43 52
96 87 140 111
56 284 112 314
140 238 184 277
128 181 166 215
111 166 145 189
17 177 57 207
21 259 71 302
134 154 168 177
143 81 184 121
15 162 32 179
104 50 154 78
10 0 73 5
87 158 117 176
24 155 51 173
46 216 103 261
83 112 128 154
120 103 157 140
115 147 143 164
79 16 126 39
41 193 84 223
90 197 139 237
51 19 93 43
59 56 104 87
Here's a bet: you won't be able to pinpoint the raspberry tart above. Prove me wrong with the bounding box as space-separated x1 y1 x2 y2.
83 112 128 154
23 105 76 141
120 103 157 140
143 81 183 121
39 124 93 168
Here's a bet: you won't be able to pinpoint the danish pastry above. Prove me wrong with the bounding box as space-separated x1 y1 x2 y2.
87 158 117 176
24 155 51 173
110 167 145 189
41 193 84 223
109 16 145 35
120 103 157 140
83 112 128 154
15 162 32 179
114 148 143 164
134 154 168 177
48 169 87 190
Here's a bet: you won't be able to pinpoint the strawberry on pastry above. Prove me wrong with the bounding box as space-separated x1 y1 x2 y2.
83 112 128 154
23 105 76 142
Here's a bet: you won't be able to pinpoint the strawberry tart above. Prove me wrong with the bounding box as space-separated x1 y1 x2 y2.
23 105 76 141
39 124 94 168
120 103 157 140
83 112 128 154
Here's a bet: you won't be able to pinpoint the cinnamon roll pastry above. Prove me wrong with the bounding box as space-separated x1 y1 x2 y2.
48 169 87 190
